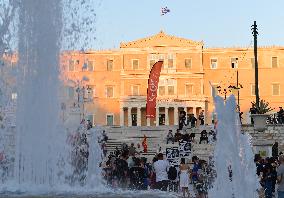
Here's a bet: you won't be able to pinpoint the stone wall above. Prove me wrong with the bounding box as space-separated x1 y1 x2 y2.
243 124 284 153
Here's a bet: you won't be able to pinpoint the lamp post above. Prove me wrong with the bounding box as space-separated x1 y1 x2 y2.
251 21 259 109
74 76 91 121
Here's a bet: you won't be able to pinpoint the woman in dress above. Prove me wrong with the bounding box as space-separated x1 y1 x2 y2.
180 158 191 198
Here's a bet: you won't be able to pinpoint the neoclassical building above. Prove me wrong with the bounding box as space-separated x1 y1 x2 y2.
61 31 284 126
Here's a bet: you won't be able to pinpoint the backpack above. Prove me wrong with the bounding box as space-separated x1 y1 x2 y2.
168 166 177 180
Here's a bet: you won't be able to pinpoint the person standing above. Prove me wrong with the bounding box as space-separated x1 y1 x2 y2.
128 158 145 190
198 110 205 125
166 130 175 144
115 150 129 189
153 153 170 191
179 111 187 130
191 114 197 128
179 158 191 198
129 143 137 156
168 165 178 193
277 155 284 198
278 107 284 124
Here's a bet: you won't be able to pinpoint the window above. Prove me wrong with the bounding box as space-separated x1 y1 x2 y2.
132 85 139 95
106 114 114 126
11 93 17 100
185 84 193 96
168 54 174 68
132 59 139 70
88 60 94 71
210 58 218 69
159 86 165 96
272 57 278 68
107 59 113 71
251 84 256 96
168 86 175 95
168 59 173 68
272 84 280 96
231 58 238 69
106 86 114 98
87 115 94 126
69 60 75 71
251 58 255 69
68 87 75 99
185 59 192 69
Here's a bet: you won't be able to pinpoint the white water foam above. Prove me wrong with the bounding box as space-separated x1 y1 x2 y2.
209 95 259 198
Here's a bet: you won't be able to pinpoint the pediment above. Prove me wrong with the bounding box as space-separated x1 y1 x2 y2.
120 31 203 48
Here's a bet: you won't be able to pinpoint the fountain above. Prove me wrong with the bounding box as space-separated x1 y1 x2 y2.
0 0 259 197
209 95 259 198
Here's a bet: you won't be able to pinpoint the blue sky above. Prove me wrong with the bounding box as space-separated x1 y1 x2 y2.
93 0 284 49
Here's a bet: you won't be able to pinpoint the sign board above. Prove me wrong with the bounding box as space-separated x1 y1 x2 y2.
166 147 180 167
178 140 191 158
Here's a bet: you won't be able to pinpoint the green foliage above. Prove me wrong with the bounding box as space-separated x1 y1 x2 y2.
252 99 274 114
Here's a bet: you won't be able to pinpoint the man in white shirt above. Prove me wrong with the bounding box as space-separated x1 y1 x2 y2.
153 153 170 191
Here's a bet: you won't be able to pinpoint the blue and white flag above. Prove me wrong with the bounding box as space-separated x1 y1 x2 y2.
161 7 170 16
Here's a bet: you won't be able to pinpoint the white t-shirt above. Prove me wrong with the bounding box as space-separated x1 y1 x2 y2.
153 160 170 182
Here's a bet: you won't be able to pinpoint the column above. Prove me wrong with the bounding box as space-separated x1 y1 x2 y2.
174 106 178 125
137 107 141 126
165 107 169 126
156 107 159 126
128 107 132 127
120 107 124 126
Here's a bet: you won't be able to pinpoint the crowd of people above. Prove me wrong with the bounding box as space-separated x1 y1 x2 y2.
166 129 216 145
101 138 216 198
254 152 284 198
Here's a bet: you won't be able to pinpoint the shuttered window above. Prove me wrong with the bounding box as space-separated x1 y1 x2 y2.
272 57 278 68
272 84 280 96
185 59 192 69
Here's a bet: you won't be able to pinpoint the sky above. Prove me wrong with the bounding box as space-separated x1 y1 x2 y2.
93 0 284 49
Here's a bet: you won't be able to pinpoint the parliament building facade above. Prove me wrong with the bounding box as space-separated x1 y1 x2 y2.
61 31 284 126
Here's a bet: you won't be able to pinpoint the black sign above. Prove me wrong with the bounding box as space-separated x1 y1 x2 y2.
179 140 191 158
166 147 179 160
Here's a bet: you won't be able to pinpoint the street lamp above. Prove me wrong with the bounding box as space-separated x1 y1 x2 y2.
72 76 91 121
251 21 259 109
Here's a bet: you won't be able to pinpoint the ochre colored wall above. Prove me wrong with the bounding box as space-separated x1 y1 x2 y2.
61 32 284 126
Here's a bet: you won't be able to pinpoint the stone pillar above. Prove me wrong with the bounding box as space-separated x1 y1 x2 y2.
165 107 169 125
156 107 159 126
174 106 178 125
137 107 141 126
128 107 132 127
120 107 124 126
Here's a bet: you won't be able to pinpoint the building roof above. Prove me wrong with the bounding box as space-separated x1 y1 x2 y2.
120 30 203 48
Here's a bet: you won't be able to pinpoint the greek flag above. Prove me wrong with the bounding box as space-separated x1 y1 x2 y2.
161 7 170 16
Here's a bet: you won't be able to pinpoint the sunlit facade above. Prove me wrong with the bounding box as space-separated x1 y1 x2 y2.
61 31 284 126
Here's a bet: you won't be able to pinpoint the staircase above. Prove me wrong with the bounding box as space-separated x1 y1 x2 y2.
103 125 216 161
